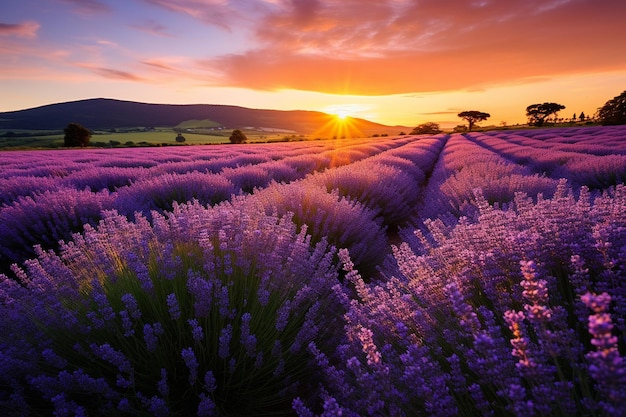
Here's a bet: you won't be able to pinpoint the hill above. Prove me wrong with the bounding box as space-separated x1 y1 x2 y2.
0 98 409 137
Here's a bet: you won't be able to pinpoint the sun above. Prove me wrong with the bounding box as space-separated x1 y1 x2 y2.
323 104 361 120
335 110 349 120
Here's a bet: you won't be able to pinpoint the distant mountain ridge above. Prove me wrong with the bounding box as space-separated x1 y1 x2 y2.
0 98 408 136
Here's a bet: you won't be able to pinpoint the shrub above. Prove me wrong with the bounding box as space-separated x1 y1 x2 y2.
229 129 247 144
64 123 91 148
61 166 148 192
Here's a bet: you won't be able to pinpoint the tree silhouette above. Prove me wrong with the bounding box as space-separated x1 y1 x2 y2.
63 123 91 147
457 111 490 131
525 103 565 126
410 122 442 135
175 133 186 143
229 129 248 144
597 90 626 125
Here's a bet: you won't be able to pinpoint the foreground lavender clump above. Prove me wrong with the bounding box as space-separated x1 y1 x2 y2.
0 203 344 415
298 182 626 416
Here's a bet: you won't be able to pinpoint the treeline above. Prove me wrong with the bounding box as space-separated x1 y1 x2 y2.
410 89 626 135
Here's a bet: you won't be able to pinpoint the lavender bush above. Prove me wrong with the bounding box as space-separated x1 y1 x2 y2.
0 188 114 275
0 205 345 415
308 162 419 227
238 181 388 274
60 166 148 192
221 165 272 194
0 175 61 206
113 171 235 218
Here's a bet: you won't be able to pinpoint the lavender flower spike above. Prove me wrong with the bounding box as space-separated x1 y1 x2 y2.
581 292 626 415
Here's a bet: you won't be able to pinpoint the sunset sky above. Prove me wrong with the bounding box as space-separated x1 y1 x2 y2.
2 0 626 127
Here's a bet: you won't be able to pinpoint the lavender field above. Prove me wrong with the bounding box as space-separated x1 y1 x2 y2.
1 125 625 416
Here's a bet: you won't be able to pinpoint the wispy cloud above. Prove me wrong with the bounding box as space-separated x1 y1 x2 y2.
419 110 463 116
56 0 111 16
96 39 118 47
141 58 185 73
90 67 145 81
141 0 239 30
131 20 175 38
0 21 40 38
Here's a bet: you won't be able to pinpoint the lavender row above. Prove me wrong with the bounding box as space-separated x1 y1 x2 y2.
0 136 407 204
305 135 448 227
511 125 626 154
231 134 448 273
467 129 626 189
416 133 559 221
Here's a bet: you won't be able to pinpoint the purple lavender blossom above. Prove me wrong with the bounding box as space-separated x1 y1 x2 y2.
188 318 204 342
203 370 216 393
240 312 257 357
90 343 133 374
121 293 141 320
197 393 217 417
186 271 213 318
181 347 199 385
143 322 164 352
218 324 232 359
582 292 626 414
157 368 169 398
166 292 181 320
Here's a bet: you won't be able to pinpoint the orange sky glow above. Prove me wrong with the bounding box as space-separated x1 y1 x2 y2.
2 0 626 128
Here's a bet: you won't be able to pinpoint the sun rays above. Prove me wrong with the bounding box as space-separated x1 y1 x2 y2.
313 104 371 139
312 113 365 139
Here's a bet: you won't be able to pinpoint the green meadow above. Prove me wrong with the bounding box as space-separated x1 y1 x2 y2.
0 126 305 150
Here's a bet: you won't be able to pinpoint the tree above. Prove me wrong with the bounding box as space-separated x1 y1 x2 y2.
410 122 442 135
63 122 91 147
525 102 565 126
175 133 186 143
229 129 247 144
597 90 626 125
457 111 490 131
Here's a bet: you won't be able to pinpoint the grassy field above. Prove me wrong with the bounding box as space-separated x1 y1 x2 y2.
0 127 308 150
